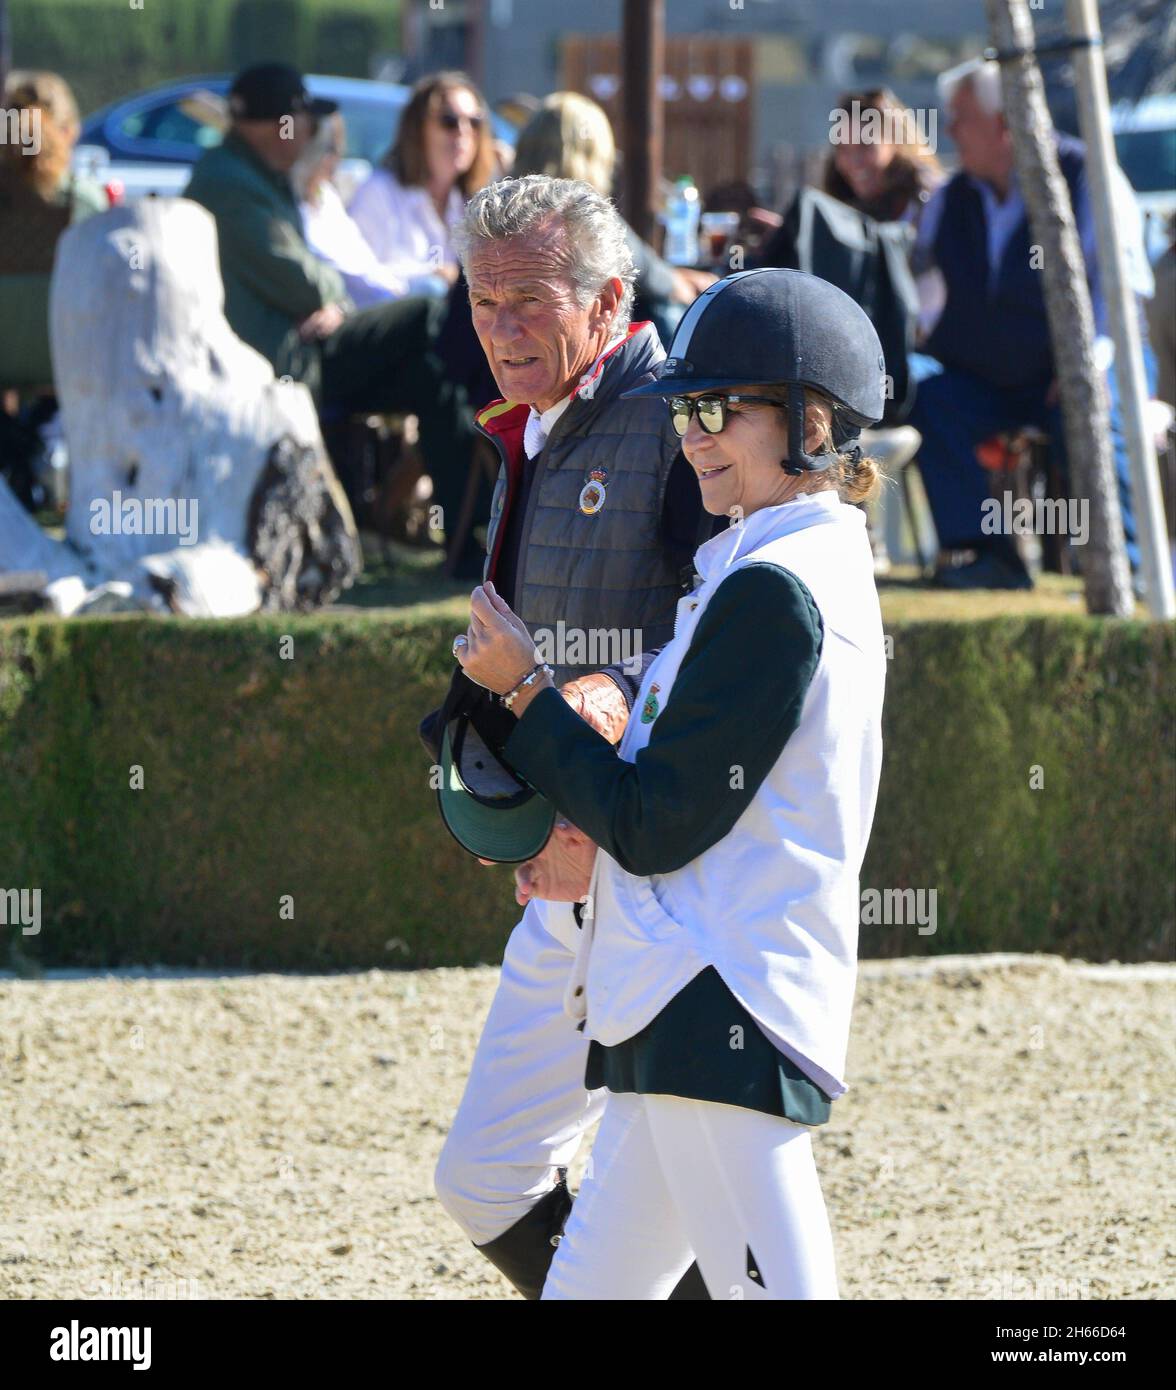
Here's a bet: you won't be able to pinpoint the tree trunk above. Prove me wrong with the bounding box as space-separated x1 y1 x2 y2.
986 0 1133 616
3 196 360 616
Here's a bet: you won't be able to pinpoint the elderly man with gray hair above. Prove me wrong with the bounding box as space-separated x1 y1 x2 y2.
422 174 714 1299
908 56 1153 589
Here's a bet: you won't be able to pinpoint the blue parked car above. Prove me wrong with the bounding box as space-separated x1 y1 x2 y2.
73 73 516 200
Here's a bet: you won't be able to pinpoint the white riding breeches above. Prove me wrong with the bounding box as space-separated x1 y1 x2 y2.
541 1091 841 1301
435 899 840 1301
434 899 605 1245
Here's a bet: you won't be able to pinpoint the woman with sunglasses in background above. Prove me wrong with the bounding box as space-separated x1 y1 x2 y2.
349 72 497 299
455 269 889 1299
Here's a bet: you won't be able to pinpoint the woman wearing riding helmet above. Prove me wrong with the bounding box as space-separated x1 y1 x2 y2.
456 268 888 1300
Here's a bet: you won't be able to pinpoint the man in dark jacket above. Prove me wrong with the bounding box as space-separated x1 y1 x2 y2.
908 58 1149 588
185 63 479 572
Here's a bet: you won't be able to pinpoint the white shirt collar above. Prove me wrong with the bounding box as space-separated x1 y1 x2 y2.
968 171 1025 283
694 491 843 583
523 329 629 459
523 395 574 460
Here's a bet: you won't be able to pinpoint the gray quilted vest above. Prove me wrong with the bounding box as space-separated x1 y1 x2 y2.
476 322 687 687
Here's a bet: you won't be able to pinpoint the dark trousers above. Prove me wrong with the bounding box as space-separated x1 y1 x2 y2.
907 354 1141 571
319 295 485 570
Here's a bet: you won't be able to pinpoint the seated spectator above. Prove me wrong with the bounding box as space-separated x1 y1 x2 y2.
0 70 107 507
348 72 496 299
512 91 716 349
824 86 943 226
293 111 405 309
185 62 478 573
0 69 106 274
908 57 1152 589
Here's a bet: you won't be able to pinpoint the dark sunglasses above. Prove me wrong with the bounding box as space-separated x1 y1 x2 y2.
436 109 484 131
667 393 785 438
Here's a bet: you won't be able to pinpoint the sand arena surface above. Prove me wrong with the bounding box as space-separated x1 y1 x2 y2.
1 954 1171 1300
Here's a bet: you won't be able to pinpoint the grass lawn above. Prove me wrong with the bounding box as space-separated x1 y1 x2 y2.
332 536 1110 626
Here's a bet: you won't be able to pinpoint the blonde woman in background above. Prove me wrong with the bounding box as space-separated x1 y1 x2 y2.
0 70 106 271
512 91 716 348
0 72 107 508
349 71 496 299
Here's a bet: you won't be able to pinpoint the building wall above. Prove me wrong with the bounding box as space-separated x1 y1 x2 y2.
409 0 988 200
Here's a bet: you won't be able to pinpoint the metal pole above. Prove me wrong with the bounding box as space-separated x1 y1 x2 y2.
1065 0 1174 618
620 0 664 245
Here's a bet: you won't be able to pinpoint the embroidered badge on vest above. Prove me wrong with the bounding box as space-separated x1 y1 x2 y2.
640 682 661 724
578 466 609 516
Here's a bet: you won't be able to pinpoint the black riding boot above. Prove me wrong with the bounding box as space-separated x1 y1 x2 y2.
472 1171 711 1300
473 1173 573 1300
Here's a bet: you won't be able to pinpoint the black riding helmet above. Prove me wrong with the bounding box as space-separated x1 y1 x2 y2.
622 268 887 475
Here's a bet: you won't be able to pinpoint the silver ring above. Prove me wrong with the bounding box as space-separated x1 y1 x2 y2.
452 634 468 658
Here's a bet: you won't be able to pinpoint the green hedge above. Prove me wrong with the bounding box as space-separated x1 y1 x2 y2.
8 0 402 116
0 610 1172 969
